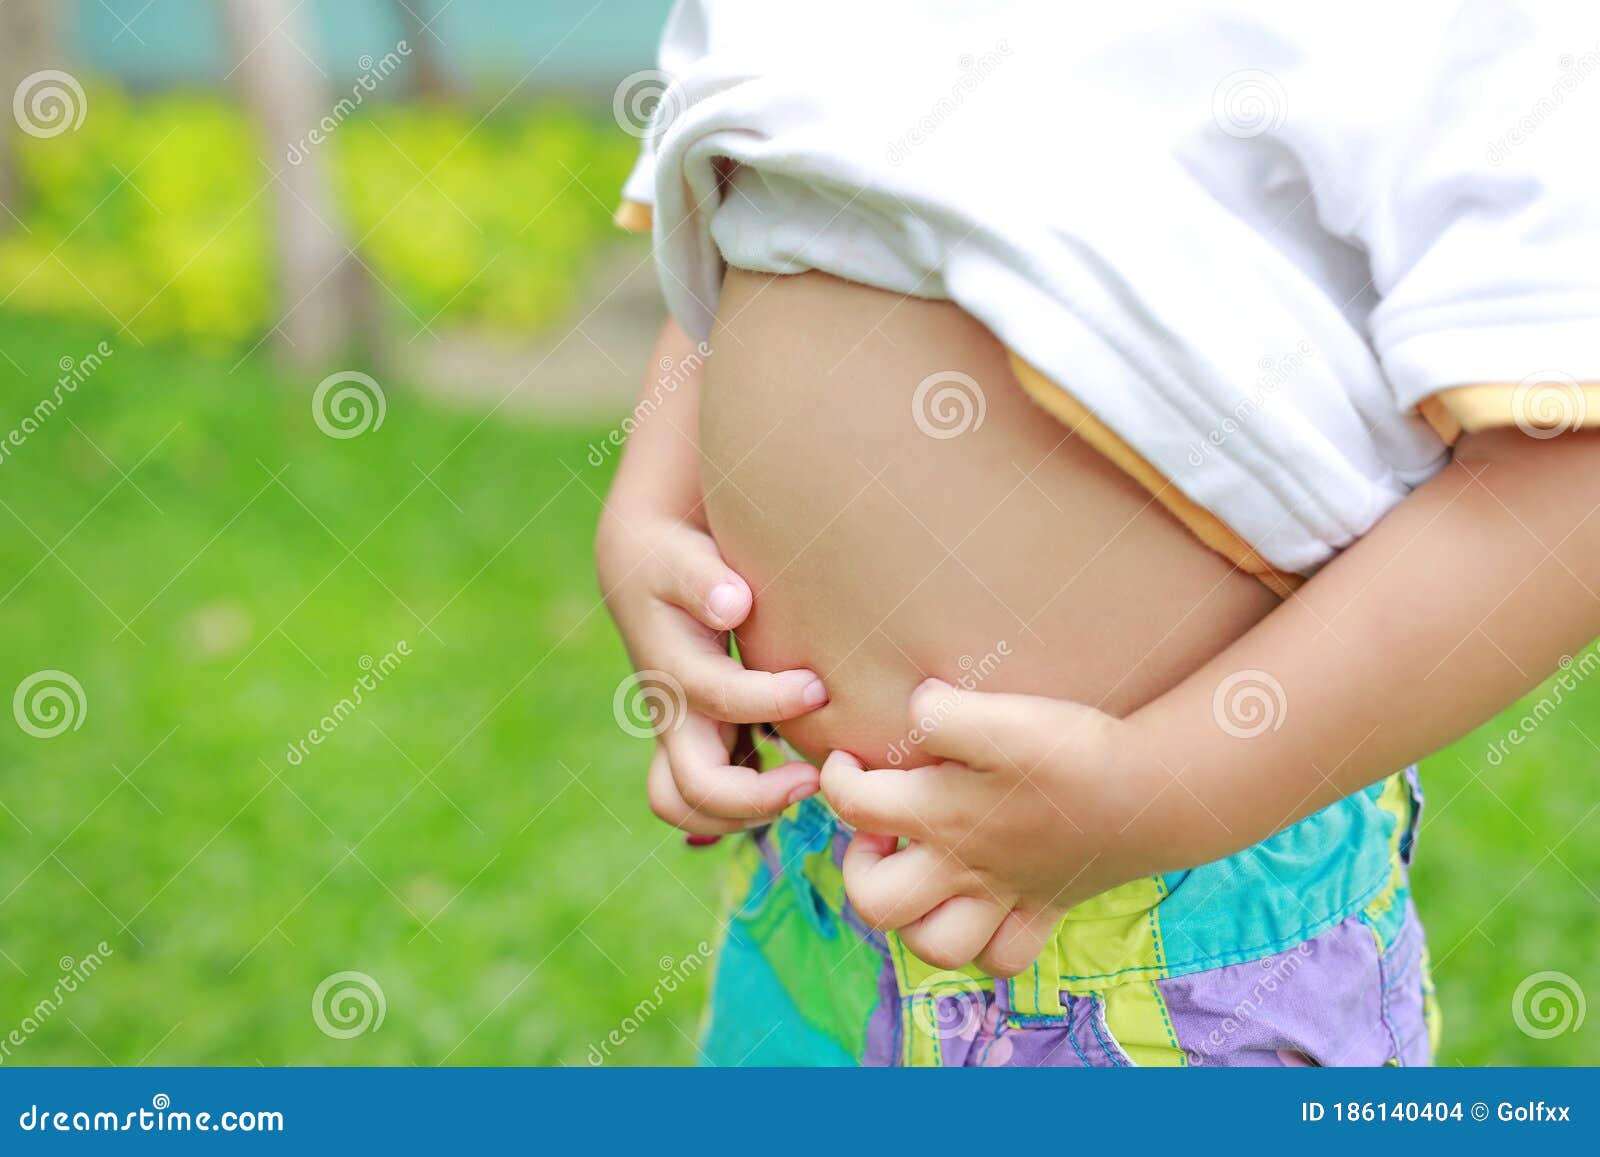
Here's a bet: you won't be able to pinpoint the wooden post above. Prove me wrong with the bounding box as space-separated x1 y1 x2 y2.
217 0 374 368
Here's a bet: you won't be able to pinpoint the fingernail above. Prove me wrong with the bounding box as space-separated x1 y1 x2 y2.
801 678 828 709
685 834 722 848
915 677 951 697
707 582 742 624
787 783 818 806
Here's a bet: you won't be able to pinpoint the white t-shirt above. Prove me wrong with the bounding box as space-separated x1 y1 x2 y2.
622 1 1600 575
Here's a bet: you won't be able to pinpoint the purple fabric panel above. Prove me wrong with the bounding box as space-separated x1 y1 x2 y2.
861 955 901 1067
910 992 1129 1067
1379 906 1432 1066
1157 912 1423 1066
855 911 1431 1066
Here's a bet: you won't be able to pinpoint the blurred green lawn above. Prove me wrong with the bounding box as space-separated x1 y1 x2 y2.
0 312 1594 1066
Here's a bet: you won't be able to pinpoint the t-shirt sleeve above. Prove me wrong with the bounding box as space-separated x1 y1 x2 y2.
614 0 711 234
1315 7 1600 435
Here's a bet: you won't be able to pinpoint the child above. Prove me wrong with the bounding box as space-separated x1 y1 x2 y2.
597 1 1600 1065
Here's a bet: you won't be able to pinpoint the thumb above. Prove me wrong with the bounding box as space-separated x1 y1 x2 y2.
908 678 1112 774
654 526 754 631
977 908 1059 979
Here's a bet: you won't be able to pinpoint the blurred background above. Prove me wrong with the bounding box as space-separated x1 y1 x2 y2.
0 0 1592 1066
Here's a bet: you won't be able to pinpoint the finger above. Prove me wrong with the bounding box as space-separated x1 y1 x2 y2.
657 612 828 722
975 908 1059 979
646 745 765 836
665 714 820 819
909 678 1109 774
648 529 755 631
819 750 960 838
897 895 1008 972
843 837 966 931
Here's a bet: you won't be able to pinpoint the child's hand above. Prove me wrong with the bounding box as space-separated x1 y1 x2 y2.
822 678 1187 977
597 509 828 834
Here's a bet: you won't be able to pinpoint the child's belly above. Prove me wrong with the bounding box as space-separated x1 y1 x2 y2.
701 269 1278 768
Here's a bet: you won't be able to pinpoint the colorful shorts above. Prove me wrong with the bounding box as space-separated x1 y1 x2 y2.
699 768 1440 1067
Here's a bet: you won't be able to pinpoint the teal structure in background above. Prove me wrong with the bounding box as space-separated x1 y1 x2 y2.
76 0 671 89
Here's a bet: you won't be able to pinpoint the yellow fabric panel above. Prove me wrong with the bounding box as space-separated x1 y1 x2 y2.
1360 771 1413 929
1053 875 1171 992
1101 980 1187 1067
887 937 988 1065
1007 940 1066 1018
1008 355 1301 599
1428 382 1600 436
614 199 653 234
1415 394 1463 446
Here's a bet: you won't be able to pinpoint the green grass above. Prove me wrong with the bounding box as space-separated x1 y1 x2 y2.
0 312 718 1065
0 312 1595 1066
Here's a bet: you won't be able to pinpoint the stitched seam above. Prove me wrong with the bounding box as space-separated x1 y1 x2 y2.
1151 979 1184 1062
1374 923 1403 1067
1087 995 1127 1068
1064 995 1094 1067
1062 870 1394 985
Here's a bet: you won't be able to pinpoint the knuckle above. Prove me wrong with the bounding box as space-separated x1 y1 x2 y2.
680 672 726 717
712 679 736 720
672 769 715 813
647 781 684 826
978 950 1026 979
848 889 890 930
665 761 710 816
830 792 867 831
917 940 970 972
684 671 732 719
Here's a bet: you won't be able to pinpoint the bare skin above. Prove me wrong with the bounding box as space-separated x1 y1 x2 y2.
597 274 1600 976
700 269 1279 768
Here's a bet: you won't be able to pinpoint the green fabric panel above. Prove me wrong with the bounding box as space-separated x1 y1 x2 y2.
701 848 883 1064
700 914 856 1066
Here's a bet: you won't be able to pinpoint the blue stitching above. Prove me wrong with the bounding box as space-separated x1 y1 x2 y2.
1375 933 1403 1066
1058 871 1400 984
1086 995 1127 1067
1064 995 1094 1067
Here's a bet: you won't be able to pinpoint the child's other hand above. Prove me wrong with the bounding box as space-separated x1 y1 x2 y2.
823 679 1185 977
596 510 828 834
